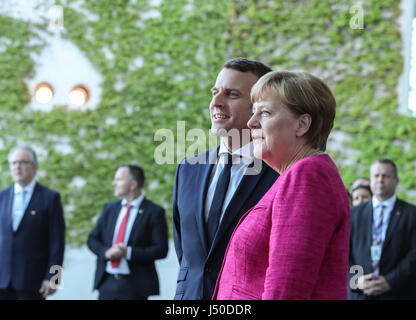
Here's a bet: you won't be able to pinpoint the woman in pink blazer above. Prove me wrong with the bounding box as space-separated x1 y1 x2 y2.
213 71 350 300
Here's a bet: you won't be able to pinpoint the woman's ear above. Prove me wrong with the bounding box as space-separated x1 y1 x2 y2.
296 113 312 137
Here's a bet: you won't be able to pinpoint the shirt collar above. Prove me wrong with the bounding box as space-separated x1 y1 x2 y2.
14 179 37 194
218 140 254 164
372 194 397 210
121 194 144 208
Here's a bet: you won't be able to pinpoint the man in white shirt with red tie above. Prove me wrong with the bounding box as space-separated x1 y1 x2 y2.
88 164 168 300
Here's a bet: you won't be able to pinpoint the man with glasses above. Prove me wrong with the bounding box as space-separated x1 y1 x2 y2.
0 146 65 300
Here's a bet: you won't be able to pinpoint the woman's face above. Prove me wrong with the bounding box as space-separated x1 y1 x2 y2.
352 187 372 206
248 88 300 170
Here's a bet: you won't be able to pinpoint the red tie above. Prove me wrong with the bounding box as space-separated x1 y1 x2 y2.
111 204 133 268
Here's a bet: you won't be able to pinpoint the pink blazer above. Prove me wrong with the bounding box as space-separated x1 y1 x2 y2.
212 154 350 300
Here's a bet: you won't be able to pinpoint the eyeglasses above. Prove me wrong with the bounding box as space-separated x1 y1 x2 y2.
10 160 34 166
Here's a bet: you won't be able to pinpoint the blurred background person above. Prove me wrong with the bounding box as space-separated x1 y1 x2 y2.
351 177 370 189
351 183 372 207
349 159 416 300
0 146 65 300
88 164 168 300
213 71 350 300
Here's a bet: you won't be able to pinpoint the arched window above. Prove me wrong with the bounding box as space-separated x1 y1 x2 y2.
401 0 416 116
409 13 416 114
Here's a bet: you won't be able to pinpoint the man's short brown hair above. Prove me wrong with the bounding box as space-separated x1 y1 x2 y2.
223 58 272 79
119 164 145 189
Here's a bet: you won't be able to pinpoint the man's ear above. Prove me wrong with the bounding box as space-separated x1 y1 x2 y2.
130 179 139 191
296 113 312 137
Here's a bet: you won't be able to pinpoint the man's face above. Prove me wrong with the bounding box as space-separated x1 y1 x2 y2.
9 149 37 187
370 162 398 201
112 167 132 198
209 68 259 136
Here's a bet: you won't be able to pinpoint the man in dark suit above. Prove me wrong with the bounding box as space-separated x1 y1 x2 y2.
88 164 168 300
0 146 65 300
172 58 279 300
349 159 416 299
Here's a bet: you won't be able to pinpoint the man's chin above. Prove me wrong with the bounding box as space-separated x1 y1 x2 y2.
210 127 229 137
376 192 393 200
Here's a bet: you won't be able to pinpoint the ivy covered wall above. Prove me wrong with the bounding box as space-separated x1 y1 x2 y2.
0 0 412 245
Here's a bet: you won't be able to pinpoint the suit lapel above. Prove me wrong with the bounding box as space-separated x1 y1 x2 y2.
365 201 373 249
210 158 268 252
15 183 40 233
4 186 14 230
26 182 40 207
360 201 374 270
382 198 402 251
195 148 217 256
109 200 122 242
127 198 147 244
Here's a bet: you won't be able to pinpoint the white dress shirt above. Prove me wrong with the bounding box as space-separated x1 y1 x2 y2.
204 141 255 223
106 194 144 275
12 179 36 231
372 194 396 243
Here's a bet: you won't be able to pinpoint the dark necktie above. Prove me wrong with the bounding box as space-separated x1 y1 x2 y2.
206 153 233 247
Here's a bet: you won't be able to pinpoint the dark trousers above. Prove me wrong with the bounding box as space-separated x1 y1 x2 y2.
98 273 147 300
0 284 44 300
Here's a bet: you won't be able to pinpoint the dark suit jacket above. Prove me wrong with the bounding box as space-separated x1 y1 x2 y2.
172 148 279 300
87 197 168 297
0 183 66 291
349 198 416 299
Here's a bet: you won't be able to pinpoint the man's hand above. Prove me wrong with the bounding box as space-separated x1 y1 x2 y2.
358 273 391 296
116 243 127 258
39 280 56 298
105 244 127 260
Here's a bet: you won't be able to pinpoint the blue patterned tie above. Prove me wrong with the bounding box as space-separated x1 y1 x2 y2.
206 153 233 247
372 204 385 275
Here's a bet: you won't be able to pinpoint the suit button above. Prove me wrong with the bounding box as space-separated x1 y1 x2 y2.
205 267 211 273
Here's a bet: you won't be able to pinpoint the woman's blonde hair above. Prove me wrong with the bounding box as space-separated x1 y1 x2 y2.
251 71 336 151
